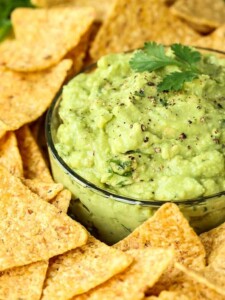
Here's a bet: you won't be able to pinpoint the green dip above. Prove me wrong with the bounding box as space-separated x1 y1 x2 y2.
50 47 225 243
56 50 225 201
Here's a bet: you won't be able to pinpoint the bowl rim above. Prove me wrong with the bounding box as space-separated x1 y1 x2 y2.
45 46 225 207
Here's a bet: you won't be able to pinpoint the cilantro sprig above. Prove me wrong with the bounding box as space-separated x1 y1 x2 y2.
129 42 202 92
0 0 34 42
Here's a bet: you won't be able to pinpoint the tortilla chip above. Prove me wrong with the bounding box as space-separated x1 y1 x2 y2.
173 262 225 298
90 0 200 61
115 203 206 295
65 29 92 77
194 25 225 53
21 178 63 201
145 291 189 300
0 181 72 299
32 0 114 22
50 189 71 213
0 7 95 72
0 164 88 271
41 236 133 299
170 0 225 33
73 248 174 300
115 203 206 269
200 221 225 265
16 126 53 182
0 131 23 177
0 59 72 138
0 261 49 300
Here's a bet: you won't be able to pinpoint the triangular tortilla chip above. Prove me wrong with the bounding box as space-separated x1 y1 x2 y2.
42 236 133 299
21 178 63 201
170 0 225 33
16 126 53 183
90 0 200 61
115 203 206 269
200 221 225 265
115 203 206 295
50 189 71 213
0 164 88 271
0 59 72 138
72 248 174 300
0 7 95 71
0 183 69 300
0 131 23 177
0 261 49 300
194 25 225 52
31 0 114 22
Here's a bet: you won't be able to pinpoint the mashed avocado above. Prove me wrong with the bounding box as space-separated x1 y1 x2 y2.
56 50 225 201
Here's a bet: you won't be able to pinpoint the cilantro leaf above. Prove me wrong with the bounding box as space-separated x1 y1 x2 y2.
129 42 179 72
171 44 201 68
157 71 198 92
129 42 203 91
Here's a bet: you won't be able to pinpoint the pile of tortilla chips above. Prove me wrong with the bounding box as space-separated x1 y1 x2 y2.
0 0 225 299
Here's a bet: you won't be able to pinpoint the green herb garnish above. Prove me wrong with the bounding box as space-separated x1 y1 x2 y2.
0 0 34 42
130 42 202 92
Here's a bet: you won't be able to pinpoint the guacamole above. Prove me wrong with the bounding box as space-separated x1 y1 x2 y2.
48 47 225 243
56 49 225 201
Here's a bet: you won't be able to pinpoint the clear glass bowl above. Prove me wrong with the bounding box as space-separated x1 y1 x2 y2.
46 48 225 245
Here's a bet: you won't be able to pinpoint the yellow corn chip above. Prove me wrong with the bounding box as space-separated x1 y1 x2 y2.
16 126 53 183
145 291 189 300
115 203 206 269
32 0 114 22
90 0 200 61
73 248 174 300
0 59 72 138
0 164 88 271
115 203 206 295
0 7 95 71
0 183 69 300
0 131 23 177
21 178 63 201
170 0 225 33
42 236 133 299
0 261 49 300
195 25 225 53
200 221 225 265
172 262 225 298
50 189 71 213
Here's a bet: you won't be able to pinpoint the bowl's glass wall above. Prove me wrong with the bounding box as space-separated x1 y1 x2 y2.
46 48 225 244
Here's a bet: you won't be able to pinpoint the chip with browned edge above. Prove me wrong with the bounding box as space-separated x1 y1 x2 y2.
90 0 200 61
0 7 95 72
42 235 133 300
72 248 174 300
0 164 88 271
0 60 72 139
0 131 23 177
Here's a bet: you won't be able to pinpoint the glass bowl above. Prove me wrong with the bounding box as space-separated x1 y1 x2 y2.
46 47 225 245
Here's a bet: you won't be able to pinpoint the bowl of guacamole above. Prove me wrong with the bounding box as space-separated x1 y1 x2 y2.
46 44 225 244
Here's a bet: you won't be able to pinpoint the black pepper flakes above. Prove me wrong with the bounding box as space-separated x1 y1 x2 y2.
179 133 187 140
144 137 149 143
